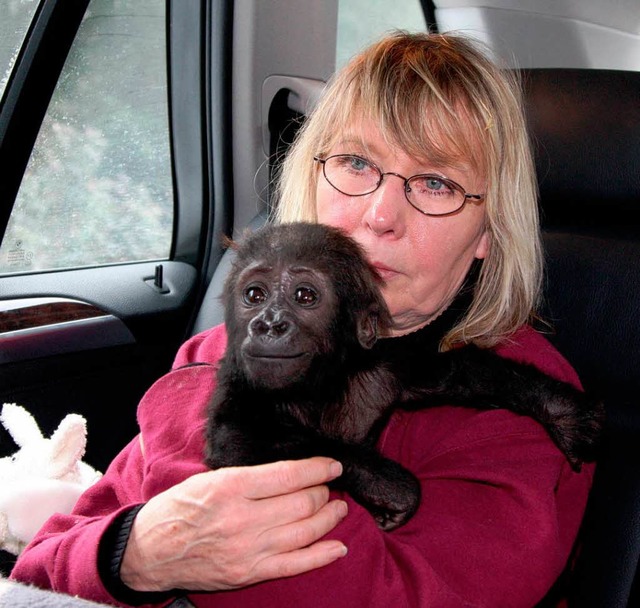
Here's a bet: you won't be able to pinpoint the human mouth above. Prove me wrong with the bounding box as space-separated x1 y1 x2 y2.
370 262 400 281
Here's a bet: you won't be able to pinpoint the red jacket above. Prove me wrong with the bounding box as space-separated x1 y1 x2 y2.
12 324 594 607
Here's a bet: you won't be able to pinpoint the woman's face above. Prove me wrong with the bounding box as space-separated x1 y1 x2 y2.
316 121 490 336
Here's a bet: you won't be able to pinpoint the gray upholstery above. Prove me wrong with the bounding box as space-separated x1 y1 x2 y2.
0 578 111 608
190 211 268 335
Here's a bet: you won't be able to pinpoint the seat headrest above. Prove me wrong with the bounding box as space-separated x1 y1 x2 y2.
521 69 640 231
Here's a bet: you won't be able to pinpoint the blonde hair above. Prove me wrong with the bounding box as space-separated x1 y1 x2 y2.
273 31 542 349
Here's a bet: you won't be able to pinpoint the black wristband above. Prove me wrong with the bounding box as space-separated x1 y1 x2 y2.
98 504 178 606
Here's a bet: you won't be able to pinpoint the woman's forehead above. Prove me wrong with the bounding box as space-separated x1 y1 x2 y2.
325 117 484 174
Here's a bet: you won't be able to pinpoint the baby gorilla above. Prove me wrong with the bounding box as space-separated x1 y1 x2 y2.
205 222 603 530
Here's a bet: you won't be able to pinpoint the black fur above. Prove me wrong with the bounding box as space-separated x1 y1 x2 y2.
205 223 603 530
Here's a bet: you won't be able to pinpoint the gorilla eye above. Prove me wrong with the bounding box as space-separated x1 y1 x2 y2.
243 286 268 305
294 286 319 307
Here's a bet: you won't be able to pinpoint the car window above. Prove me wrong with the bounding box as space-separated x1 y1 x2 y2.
0 0 39 99
336 0 427 68
0 0 172 275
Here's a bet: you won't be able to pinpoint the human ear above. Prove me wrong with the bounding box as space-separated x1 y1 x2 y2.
474 230 490 260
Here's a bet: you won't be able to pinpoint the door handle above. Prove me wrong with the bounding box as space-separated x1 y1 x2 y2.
261 76 326 155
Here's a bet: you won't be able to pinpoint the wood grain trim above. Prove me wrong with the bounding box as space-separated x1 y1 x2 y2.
0 299 108 334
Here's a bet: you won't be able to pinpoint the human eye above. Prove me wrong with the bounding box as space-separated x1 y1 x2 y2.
325 154 379 195
334 154 375 175
411 175 456 197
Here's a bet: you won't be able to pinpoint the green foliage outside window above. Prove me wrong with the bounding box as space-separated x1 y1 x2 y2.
0 0 173 274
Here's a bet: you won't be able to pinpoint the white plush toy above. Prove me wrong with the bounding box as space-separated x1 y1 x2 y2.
0 403 102 555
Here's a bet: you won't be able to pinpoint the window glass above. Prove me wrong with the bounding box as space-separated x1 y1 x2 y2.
0 0 40 98
336 0 427 68
0 0 173 274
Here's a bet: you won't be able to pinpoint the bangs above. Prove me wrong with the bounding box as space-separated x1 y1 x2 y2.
315 39 491 175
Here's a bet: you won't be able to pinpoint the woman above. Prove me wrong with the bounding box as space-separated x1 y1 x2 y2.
11 32 594 607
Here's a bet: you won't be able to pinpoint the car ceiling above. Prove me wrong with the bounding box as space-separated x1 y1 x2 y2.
434 0 640 70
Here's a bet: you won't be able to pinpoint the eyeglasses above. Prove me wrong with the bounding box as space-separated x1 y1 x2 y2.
314 154 484 217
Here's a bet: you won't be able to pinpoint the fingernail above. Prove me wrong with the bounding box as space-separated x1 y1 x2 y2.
337 500 348 518
329 542 348 559
330 461 343 478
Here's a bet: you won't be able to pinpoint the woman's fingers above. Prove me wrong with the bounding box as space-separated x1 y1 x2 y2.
120 457 348 593
256 497 349 556
252 539 349 582
234 457 343 499
249 483 330 528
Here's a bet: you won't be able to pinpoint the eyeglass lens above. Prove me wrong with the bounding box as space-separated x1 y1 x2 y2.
322 155 466 216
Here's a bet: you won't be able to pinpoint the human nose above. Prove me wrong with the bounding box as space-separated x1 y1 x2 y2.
363 173 407 236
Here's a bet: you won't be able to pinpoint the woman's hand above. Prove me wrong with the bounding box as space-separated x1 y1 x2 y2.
120 457 348 592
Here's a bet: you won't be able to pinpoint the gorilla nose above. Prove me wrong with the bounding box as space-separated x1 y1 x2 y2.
250 314 291 338
270 319 290 336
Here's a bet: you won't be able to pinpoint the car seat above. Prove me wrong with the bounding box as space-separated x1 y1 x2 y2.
522 68 640 608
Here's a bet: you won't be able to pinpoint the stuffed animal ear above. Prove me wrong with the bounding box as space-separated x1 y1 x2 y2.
0 404 44 448
49 414 88 479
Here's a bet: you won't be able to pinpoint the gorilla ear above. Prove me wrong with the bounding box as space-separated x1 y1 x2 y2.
357 309 380 350
221 234 238 250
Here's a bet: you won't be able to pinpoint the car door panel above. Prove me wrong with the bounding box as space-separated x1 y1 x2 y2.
0 260 198 469
0 299 135 364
